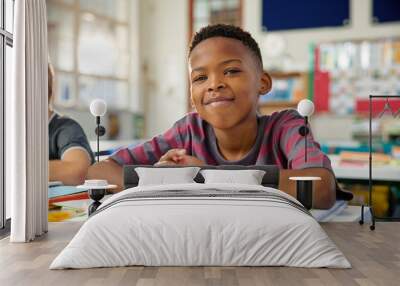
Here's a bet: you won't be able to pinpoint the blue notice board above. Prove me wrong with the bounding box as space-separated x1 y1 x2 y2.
262 0 350 31
372 0 400 24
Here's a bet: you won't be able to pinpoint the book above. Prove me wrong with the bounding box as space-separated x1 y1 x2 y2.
48 200 88 222
49 192 89 204
311 200 348 222
48 186 86 199
339 151 391 166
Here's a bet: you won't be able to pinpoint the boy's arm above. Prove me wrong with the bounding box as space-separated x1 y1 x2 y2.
276 110 336 209
106 118 188 167
49 149 91 186
279 167 336 209
87 159 124 193
86 118 190 192
86 134 183 193
50 116 95 186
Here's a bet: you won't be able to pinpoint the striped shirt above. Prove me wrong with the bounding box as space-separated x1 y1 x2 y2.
110 109 332 170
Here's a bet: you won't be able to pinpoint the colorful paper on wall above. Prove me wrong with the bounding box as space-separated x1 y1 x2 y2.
356 98 400 115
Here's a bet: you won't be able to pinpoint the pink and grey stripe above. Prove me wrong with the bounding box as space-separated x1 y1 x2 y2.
110 110 332 171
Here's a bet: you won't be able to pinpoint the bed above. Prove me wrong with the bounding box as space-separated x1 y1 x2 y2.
50 165 351 269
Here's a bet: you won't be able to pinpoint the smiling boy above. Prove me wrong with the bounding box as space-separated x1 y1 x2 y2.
88 24 348 209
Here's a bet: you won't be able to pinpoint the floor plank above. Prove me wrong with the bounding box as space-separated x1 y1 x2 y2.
0 222 399 286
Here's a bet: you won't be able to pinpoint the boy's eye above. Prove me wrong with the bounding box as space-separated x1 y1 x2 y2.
192 75 207 83
224 68 241 75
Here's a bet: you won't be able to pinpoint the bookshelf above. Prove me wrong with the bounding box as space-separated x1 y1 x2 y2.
258 71 308 115
258 101 298 115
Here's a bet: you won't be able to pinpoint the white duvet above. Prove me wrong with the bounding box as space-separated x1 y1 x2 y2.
50 183 351 269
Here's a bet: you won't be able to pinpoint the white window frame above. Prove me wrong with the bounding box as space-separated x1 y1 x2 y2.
0 0 14 233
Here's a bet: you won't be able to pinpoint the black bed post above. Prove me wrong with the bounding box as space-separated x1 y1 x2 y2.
368 95 375 230
360 95 400 230
359 94 375 230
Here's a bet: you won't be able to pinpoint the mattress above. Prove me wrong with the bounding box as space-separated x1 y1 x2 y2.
50 183 351 269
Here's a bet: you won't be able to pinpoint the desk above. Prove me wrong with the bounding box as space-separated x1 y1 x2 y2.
89 139 144 157
48 195 112 222
330 154 400 181
89 139 135 152
329 154 400 218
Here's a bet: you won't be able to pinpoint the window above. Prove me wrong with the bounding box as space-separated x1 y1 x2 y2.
47 0 131 111
190 0 242 36
1 0 14 234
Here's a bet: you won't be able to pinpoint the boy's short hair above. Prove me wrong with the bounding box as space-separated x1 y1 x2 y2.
189 24 263 69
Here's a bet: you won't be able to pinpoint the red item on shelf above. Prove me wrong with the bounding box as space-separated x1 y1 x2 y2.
313 71 330 112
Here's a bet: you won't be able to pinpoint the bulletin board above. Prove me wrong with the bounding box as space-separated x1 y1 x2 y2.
262 0 350 31
312 37 400 115
372 0 400 24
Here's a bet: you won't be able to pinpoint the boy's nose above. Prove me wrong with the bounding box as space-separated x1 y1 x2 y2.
207 79 226 92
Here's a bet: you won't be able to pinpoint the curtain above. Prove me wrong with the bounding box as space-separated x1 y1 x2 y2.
7 0 48 242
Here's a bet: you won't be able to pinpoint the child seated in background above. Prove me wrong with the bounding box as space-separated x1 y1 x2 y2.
48 62 94 185
88 24 351 208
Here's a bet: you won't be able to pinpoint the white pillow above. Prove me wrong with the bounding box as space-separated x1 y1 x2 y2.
135 167 201 186
200 169 266 185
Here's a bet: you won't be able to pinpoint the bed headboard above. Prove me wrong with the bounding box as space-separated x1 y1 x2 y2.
123 165 280 189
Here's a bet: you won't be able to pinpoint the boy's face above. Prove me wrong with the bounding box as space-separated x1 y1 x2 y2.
189 37 271 130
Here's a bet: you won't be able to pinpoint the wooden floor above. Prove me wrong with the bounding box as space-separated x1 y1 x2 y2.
0 222 399 286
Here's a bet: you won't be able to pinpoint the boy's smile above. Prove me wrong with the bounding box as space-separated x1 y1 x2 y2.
189 37 271 130
203 94 235 107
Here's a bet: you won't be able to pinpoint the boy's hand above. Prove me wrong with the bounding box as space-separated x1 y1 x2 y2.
155 149 205 166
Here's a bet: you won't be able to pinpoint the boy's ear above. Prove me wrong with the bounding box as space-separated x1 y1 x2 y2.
259 72 272 95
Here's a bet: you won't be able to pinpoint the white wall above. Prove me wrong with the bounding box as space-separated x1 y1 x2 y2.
243 0 400 71
139 0 188 138
129 0 143 114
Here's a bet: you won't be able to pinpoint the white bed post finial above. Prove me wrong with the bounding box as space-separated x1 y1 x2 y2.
86 99 108 215
297 99 315 163
90 99 107 163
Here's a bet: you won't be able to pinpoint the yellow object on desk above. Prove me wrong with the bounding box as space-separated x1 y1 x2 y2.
48 210 75 222
347 184 390 217
48 202 87 222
